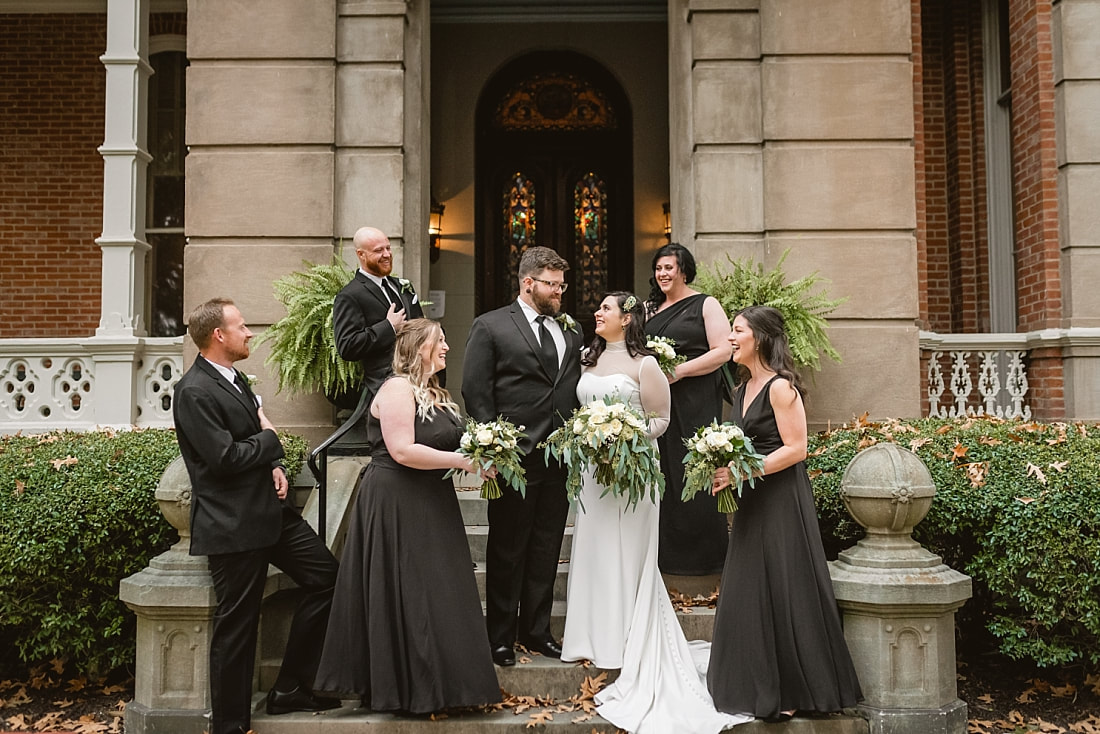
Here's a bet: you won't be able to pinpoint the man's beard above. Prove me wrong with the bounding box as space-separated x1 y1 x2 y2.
531 290 560 316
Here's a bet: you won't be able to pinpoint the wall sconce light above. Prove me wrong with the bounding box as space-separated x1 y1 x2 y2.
429 198 445 264
662 202 671 241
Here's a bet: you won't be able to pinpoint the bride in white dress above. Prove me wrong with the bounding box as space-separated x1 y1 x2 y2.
560 292 751 734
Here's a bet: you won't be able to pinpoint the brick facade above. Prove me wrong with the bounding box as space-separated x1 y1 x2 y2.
915 0 1064 419
0 15 107 338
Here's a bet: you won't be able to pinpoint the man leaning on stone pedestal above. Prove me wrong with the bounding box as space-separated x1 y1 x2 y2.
173 297 341 734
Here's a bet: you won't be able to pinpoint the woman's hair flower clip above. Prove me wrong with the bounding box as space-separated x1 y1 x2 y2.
623 295 638 312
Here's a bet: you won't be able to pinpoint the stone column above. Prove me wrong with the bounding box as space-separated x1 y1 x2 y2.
90 0 151 427
120 457 214 734
335 0 430 288
1054 0 1100 420
830 443 973 734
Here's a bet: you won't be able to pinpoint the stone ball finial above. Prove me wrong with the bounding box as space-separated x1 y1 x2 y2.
155 455 192 540
839 443 935 535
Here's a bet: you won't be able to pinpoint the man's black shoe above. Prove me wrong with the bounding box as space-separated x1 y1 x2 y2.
491 644 516 667
266 686 342 715
520 637 563 659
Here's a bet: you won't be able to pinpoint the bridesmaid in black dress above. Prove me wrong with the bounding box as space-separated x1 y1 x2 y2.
707 306 861 722
315 319 501 714
643 243 732 575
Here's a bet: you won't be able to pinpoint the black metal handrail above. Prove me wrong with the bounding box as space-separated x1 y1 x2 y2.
307 386 371 543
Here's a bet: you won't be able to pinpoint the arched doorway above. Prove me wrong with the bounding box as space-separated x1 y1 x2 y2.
475 51 634 333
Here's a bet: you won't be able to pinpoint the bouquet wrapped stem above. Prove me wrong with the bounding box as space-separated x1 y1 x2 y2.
681 421 766 514
540 396 665 511
446 418 527 500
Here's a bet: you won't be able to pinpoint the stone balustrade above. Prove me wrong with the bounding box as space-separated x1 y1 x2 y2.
0 337 183 433
920 331 1032 420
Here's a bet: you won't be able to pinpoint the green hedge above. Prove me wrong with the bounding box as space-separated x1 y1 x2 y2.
807 416 1100 667
0 428 309 675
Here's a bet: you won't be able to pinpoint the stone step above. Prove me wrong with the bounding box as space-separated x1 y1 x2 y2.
457 488 578 526
466 525 574 563
474 561 571 601
250 689 868 734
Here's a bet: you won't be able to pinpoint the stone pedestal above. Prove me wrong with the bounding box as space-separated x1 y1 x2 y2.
119 456 213 734
829 443 973 734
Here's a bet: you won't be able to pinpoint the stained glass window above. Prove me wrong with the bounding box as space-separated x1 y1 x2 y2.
504 172 536 294
575 172 607 317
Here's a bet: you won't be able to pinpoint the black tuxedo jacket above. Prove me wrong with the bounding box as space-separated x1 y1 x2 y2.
173 356 286 556
333 271 425 403
462 301 584 456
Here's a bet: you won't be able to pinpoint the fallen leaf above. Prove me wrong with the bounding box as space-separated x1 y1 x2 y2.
1051 682 1077 698
49 456 79 471
526 710 553 727
1016 497 1037 505
1049 461 1069 473
1026 462 1047 484
1015 688 1037 704
978 436 1002 446
951 442 969 460
977 693 994 704
49 658 65 675
936 425 953 435
13 479 25 496
964 462 989 488
53 698 75 707
910 437 933 451
67 676 88 692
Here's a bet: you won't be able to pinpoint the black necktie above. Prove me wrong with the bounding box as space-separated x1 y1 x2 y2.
232 372 245 393
380 277 404 311
536 315 559 379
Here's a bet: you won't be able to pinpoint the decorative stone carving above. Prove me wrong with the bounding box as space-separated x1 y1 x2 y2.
830 443 973 734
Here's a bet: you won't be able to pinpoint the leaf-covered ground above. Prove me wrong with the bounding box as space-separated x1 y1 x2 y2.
3 645 1099 732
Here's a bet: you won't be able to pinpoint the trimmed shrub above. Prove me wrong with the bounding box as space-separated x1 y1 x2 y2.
807 416 1100 667
0 428 309 675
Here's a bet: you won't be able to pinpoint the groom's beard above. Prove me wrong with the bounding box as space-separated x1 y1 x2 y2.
531 290 561 316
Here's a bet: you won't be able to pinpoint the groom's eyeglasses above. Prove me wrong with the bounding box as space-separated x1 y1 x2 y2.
531 277 568 293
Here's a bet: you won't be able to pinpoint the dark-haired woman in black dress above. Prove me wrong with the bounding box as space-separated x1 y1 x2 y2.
708 306 861 722
644 243 732 575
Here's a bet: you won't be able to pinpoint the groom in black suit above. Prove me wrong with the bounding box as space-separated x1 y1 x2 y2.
333 226 426 408
463 246 583 666
173 298 340 734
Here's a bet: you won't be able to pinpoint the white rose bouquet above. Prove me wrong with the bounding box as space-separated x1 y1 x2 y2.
645 335 686 378
446 418 527 500
540 396 665 511
681 421 766 513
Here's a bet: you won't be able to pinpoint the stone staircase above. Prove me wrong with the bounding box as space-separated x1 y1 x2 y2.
249 483 869 734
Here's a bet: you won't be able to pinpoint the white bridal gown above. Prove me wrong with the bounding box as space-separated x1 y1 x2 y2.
560 341 751 734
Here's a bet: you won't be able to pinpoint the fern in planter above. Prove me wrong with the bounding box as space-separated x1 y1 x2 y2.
254 257 363 398
695 249 845 372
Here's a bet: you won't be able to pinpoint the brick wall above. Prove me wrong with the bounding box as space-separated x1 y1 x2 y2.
1008 0 1061 331
916 0 1063 419
918 0 990 333
0 14 107 338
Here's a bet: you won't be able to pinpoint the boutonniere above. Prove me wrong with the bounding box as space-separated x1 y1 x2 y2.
244 374 259 388
556 313 578 334
393 276 414 294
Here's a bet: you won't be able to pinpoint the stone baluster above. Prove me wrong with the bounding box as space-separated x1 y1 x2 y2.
830 443 973 734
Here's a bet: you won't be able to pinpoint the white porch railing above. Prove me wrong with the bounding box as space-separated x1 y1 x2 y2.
0 337 184 434
920 331 1031 419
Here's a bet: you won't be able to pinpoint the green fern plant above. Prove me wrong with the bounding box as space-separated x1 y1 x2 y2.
695 249 845 372
254 257 363 396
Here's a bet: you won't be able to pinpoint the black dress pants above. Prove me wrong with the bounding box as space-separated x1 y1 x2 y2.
206 507 338 734
484 457 569 648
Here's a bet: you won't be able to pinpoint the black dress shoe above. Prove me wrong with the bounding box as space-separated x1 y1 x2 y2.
763 711 795 723
491 644 516 667
266 686 342 715
520 637 563 659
